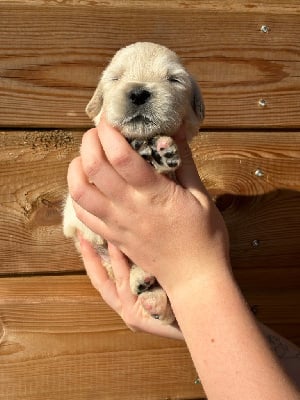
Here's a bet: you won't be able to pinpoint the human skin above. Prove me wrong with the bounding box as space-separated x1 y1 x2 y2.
68 118 299 399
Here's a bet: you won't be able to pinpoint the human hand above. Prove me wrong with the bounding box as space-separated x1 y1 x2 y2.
67 117 230 297
79 234 183 339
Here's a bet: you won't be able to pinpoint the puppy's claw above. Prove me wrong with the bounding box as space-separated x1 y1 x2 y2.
152 314 160 320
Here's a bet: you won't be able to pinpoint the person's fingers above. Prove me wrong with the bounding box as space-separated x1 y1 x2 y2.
80 128 128 200
175 134 211 201
71 199 115 243
97 117 168 191
80 237 184 340
68 156 114 225
79 235 121 312
108 243 136 307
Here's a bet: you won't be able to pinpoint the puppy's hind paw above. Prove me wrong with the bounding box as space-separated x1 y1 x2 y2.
129 265 156 295
139 287 175 324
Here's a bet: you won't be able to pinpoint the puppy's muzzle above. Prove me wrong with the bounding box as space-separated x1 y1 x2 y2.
129 87 151 106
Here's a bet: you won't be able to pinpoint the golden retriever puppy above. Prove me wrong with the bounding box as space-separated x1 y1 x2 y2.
64 42 205 323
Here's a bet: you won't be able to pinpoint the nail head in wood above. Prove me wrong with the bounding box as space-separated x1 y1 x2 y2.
260 25 270 33
252 239 260 248
255 169 264 177
258 99 267 107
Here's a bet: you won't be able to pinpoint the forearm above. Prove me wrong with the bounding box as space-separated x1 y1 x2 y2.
69 123 299 397
260 323 300 390
168 266 299 400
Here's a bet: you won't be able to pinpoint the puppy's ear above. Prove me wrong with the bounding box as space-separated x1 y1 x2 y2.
85 82 103 120
190 76 205 121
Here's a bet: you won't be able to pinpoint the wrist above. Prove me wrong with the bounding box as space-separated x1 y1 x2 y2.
160 253 232 294
165 260 234 312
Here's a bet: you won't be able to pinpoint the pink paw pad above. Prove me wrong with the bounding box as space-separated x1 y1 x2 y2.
156 136 173 151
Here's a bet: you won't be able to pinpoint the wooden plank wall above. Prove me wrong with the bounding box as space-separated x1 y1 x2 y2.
0 1 300 399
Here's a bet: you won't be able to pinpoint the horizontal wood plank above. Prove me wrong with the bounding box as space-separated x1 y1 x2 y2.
0 130 81 275
1 2 299 398
0 130 300 275
191 131 300 196
0 275 204 400
0 2 300 129
4 0 300 13
191 131 300 269
0 275 299 399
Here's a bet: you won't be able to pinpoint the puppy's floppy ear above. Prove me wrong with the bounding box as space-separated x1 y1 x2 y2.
190 76 205 121
85 82 103 120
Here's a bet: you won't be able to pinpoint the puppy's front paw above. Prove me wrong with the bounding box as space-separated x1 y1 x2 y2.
139 287 175 324
150 136 181 172
129 265 156 295
130 138 152 159
128 136 181 173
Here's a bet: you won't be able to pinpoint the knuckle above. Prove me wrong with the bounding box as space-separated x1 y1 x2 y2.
81 128 105 180
67 157 85 203
110 148 132 169
68 169 86 205
71 187 85 205
149 182 173 207
84 158 102 180
68 180 85 204
72 199 86 221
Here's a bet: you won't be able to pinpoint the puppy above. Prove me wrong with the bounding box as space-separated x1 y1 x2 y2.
63 42 205 323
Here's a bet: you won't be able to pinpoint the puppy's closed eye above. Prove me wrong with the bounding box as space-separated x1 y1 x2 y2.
167 75 184 84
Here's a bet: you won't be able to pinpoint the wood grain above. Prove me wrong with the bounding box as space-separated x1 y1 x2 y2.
4 0 300 13
191 131 300 195
191 131 300 269
1 130 300 275
0 275 299 399
0 2 300 128
0 130 81 275
0 2 299 399
0 275 204 400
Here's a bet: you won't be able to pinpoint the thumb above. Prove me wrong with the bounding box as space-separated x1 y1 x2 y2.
175 135 210 199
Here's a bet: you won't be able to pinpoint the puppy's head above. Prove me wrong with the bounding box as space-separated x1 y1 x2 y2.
86 42 205 139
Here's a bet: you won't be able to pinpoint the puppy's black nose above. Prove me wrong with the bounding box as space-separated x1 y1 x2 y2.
129 88 151 106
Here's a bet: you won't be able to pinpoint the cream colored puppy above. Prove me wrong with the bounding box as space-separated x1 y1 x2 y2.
64 42 205 323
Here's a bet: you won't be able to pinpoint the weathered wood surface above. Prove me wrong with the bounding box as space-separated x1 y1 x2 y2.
0 130 81 275
1 130 299 275
4 0 300 12
0 1 300 398
0 275 204 400
1 1 300 129
191 132 300 270
0 275 299 400
1 129 299 348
